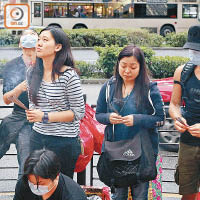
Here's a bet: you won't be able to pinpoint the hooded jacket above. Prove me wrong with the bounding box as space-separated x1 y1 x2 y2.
95 77 165 154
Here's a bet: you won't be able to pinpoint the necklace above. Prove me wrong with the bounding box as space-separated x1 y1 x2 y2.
122 83 133 98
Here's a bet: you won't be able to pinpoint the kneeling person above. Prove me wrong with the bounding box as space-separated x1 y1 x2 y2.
13 149 87 200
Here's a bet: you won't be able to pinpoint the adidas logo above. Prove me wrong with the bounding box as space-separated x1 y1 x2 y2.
123 149 135 157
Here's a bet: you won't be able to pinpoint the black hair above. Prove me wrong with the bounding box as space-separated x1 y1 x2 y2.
28 26 75 104
22 149 61 185
114 45 150 112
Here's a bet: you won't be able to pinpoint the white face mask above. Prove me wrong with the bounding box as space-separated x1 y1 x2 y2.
189 49 200 65
28 180 54 196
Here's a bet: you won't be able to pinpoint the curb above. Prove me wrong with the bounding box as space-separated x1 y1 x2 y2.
81 79 107 84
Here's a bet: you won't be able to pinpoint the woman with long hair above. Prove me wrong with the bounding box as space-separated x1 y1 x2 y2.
96 45 165 199
26 27 85 179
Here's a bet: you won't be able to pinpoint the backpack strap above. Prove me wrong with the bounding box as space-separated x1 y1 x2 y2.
105 77 116 141
105 80 110 104
180 62 196 101
180 61 195 85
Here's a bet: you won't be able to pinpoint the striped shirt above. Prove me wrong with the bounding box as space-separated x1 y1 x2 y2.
30 69 85 137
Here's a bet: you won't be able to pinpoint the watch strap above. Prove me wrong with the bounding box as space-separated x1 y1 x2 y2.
42 112 49 123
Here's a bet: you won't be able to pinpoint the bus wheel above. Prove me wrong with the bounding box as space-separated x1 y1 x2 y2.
73 24 87 29
47 23 62 29
160 25 175 37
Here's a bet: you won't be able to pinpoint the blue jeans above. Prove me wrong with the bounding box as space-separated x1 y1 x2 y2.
16 123 32 180
30 130 81 179
112 182 149 200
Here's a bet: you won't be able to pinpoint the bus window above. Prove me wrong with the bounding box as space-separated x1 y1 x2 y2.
106 3 128 18
94 4 106 18
34 3 41 17
44 3 67 18
182 4 198 18
121 4 134 18
134 3 177 18
107 4 114 18
82 5 93 18
134 4 146 18
68 4 93 18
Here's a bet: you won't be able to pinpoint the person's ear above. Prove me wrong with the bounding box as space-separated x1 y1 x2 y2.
55 44 62 52
53 174 60 184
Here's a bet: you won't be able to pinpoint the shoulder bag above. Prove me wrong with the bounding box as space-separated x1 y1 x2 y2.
97 128 157 189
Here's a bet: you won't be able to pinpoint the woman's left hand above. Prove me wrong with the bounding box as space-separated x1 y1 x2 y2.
122 115 134 126
26 109 44 123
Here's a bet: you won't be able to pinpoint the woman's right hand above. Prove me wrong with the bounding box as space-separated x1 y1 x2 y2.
109 113 123 124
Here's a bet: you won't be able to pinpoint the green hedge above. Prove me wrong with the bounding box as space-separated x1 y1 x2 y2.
164 32 187 47
0 47 189 79
0 28 188 47
0 59 102 79
0 30 20 46
94 45 189 79
149 56 189 78
95 45 122 78
0 28 163 47
65 29 164 47
0 59 6 79
75 61 104 78
95 45 156 78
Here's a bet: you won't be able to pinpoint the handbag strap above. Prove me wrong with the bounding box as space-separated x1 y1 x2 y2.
105 80 115 141
105 78 130 141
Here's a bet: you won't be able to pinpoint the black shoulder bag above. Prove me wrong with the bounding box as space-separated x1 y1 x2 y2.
97 129 157 190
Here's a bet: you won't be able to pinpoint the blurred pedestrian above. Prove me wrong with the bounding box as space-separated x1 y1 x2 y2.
169 24 200 200
26 26 85 179
0 29 38 179
95 45 165 200
13 149 87 200
73 8 80 17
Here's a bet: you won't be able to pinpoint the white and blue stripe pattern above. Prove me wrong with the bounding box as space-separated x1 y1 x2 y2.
31 69 85 137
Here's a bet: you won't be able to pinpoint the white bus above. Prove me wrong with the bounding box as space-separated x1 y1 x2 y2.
30 0 200 36
1 0 200 36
